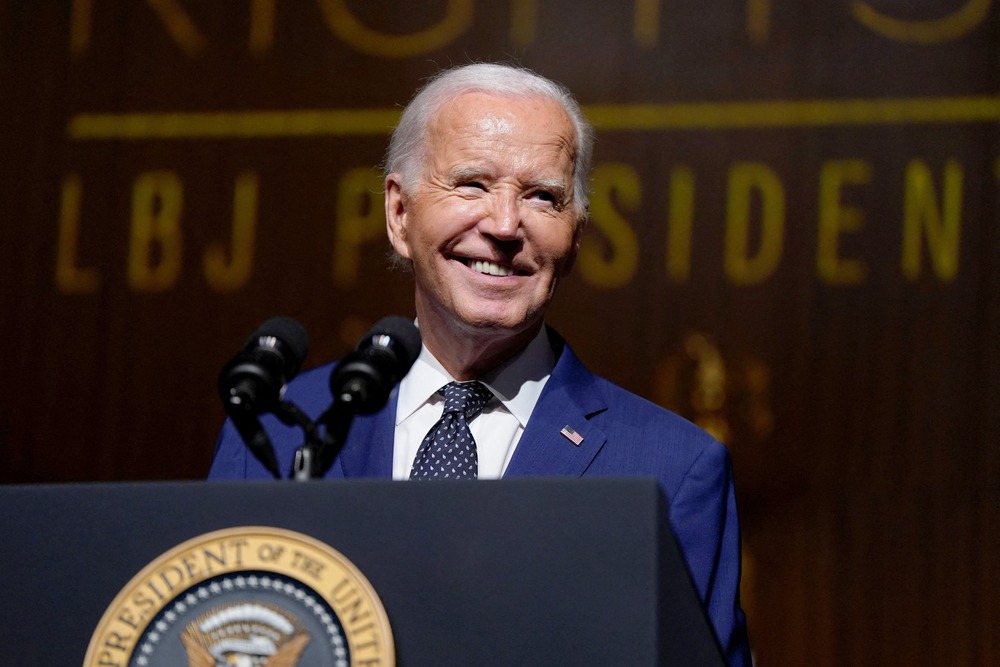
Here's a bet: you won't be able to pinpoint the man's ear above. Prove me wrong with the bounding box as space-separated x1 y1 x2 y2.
384 174 412 260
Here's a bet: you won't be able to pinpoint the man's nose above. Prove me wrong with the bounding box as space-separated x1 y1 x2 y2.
480 191 522 240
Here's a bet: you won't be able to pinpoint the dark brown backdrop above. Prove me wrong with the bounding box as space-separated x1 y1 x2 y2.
2 2 998 664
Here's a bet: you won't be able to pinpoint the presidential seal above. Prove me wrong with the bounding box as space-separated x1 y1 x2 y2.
84 527 394 667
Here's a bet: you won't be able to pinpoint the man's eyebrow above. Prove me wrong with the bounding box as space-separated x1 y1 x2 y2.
446 167 569 199
526 179 569 199
528 178 567 191
447 165 493 183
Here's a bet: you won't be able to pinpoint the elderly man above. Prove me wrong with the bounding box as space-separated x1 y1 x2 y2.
210 63 751 665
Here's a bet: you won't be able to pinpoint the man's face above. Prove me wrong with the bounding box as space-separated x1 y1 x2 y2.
385 91 582 342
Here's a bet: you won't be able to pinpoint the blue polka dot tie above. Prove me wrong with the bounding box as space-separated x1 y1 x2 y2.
409 381 493 480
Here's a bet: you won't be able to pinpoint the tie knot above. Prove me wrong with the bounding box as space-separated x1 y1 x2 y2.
440 381 492 420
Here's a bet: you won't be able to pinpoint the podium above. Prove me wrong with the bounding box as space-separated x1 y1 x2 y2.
0 478 724 665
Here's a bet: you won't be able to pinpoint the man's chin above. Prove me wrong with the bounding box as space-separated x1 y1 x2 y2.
453 310 540 338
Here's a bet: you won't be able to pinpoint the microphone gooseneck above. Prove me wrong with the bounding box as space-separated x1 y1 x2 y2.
218 317 309 479
296 317 422 480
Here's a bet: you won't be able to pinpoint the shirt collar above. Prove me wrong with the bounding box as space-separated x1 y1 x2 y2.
396 326 555 428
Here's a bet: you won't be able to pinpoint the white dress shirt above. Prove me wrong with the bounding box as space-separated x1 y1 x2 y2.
391 327 555 480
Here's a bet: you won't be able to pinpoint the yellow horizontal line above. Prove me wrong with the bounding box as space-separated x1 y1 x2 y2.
68 95 1000 140
67 108 403 139
586 95 1000 129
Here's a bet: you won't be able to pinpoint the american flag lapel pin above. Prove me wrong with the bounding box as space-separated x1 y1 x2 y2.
560 425 584 446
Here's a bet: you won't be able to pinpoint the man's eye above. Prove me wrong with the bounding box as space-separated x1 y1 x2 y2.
458 181 486 190
531 190 558 203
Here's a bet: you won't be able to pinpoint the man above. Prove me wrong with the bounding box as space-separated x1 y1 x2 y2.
210 63 751 665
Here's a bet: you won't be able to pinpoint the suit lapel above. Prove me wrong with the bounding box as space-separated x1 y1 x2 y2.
504 339 608 478
331 333 607 480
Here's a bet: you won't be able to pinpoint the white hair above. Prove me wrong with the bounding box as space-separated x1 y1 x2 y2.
384 63 594 218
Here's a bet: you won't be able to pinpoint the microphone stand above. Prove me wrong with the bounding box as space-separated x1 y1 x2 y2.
227 397 329 480
227 392 359 481
288 314 420 479
292 393 359 481
268 400 326 481
225 408 282 479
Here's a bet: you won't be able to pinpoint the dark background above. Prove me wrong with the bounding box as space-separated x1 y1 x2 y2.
2 2 998 664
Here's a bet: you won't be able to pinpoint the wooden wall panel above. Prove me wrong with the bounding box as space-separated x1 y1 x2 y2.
1 2 997 663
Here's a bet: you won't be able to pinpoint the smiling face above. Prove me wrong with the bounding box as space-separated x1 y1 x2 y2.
385 91 582 360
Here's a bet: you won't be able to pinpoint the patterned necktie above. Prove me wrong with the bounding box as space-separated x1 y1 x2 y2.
409 381 493 480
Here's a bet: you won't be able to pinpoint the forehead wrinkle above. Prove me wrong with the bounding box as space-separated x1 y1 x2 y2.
423 92 578 195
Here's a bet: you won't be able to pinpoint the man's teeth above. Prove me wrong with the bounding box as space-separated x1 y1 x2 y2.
469 260 514 277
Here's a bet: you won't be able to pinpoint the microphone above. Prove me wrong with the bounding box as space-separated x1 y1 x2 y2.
219 317 309 414
218 317 309 478
298 316 420 479
328 316 422 415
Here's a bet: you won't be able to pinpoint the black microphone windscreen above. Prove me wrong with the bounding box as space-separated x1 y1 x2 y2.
246 316 310 369
364 315 421 367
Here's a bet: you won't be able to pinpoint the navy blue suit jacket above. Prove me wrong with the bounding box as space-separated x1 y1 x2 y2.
210 332 751 665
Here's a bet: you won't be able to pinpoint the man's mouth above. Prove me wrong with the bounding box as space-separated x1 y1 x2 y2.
458 258 519 277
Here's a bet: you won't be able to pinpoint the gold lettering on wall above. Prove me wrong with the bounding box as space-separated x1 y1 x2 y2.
52 155 981 296
56 175 101 294
580 163 641 289
204 171 258 293
66 1 995 60
509 0 537 47
69 0 93 55
333 168 386 289
902 159 963 281
746 0 772 45
315 0 472 58
817 159 872 285
634 0 662 48
725 162 784 284
71 0 207 57
128 171 184 292
145 0 207 56
851 0 992 44
249 0 276 55
665 166 695 282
